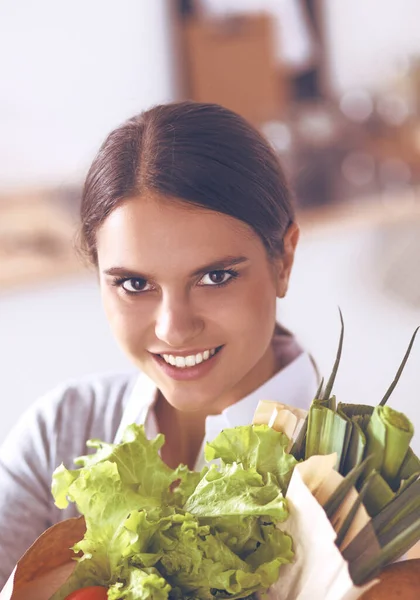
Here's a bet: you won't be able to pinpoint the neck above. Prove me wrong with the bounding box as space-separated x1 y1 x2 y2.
155 343 279 470
155 393 207 470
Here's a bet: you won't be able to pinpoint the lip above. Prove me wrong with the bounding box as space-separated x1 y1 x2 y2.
150 346 224 381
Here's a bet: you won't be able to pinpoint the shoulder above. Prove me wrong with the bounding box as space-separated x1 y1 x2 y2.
43 370 139 446
42 370 138 422
0 370 139 471
32 370 137 424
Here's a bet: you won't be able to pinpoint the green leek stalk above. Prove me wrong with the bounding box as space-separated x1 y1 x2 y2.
289 377 324 460
335 475 373 549
364 405 413 488
397 447 420 482
304 309 348 467
343 479 420 584
379 326 420 407
371 478 420 543
293 317 420 586
362 471 394 517
350 516 420 585
337 405 369 475
323 457 369 519
305 403 349 468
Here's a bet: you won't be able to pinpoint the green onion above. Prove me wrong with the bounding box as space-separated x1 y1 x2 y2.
364 405 413 487
344 480 420 584
289 417 307 461
362 471 394 517
335 475 373 549
350 516 420 585
323 457 369 519
320 308 344 404
397 447 420 482
305 404 348 468
379 326 419 406
290 378 324 460
371 478 420 540
293 318 420 586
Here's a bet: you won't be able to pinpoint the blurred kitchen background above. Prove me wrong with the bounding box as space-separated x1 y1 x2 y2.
1 0 420 451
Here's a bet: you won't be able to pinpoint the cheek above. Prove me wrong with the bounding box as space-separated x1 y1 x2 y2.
100 289 149 352
212 276 277 338
101 288 121 331
240 285 277 338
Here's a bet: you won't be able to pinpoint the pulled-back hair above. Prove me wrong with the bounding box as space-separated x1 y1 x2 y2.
80 101 294 265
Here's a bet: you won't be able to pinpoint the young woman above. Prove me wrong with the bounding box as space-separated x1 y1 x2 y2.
0 101 318 586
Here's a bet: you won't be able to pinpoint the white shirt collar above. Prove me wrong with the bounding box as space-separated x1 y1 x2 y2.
197 351 317 469
114 344 318 470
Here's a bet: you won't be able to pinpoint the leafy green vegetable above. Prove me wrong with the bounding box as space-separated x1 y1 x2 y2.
205 424 298 492
305 403 348 468
51 424 295 600
365 405 414 486
107 567 171 600
184 463 288 520
291 312 420 585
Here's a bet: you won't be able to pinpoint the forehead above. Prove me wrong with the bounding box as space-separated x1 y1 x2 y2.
96 193 262 270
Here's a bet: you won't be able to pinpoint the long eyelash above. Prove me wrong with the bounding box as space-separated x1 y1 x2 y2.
110 276 147 295
211 269 240 288
110 270 240 293
110 276 128 288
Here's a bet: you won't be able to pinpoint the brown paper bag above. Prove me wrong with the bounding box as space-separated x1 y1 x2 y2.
253 400 419 599
0 517 85 600
267 456 378 600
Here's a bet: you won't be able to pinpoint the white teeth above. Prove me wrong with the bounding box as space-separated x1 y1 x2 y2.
175 356 186 368
161 347 219 368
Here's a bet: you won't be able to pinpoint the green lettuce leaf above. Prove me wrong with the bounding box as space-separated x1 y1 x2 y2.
205 424 298 492
184 463 288 520
151 514 292 600
107 567 171 600
51 424 294 600
73 424 200 506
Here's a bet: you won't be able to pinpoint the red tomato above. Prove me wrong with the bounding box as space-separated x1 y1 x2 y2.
65 586 108 600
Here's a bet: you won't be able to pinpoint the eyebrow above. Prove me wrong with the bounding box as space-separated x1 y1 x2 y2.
103 255 249 280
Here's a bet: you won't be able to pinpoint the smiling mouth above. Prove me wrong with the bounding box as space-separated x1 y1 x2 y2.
156 346 224 369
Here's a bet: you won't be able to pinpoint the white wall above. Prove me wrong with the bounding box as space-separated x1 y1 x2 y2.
0 275 133 443
281 222 420 455
323 0 420 95
0 0 177 190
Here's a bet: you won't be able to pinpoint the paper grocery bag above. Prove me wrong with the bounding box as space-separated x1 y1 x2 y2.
264 456 378 600
0 517 86 600
359 559 420 599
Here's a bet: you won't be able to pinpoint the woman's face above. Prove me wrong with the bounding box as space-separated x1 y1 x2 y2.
97 192 298 414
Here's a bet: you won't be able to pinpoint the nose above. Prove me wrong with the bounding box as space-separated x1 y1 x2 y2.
154 292 204 348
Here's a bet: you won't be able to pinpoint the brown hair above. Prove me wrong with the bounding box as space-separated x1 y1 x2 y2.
80 100 295 265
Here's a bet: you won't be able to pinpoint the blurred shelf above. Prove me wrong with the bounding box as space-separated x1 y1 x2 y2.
0 190 86 292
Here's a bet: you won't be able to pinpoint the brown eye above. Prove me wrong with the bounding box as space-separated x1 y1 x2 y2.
121 278 150 293
200 270 235 286
209 271 228 284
